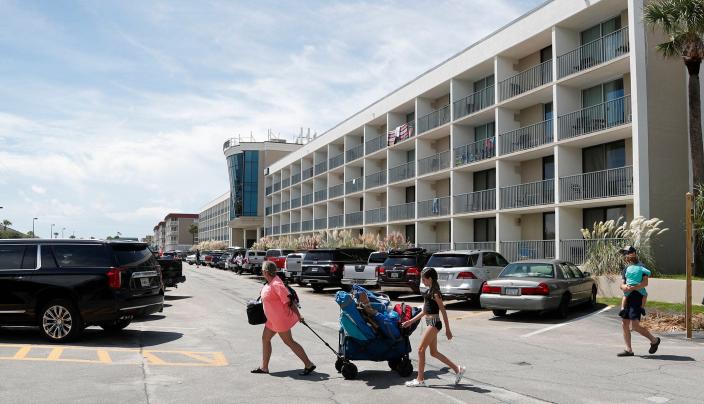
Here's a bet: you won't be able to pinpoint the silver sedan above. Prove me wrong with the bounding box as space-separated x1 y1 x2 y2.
479 259 597 318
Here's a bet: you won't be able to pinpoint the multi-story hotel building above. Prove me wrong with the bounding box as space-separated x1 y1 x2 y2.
152 213 198 252
198 191 231 245
262 0 691 273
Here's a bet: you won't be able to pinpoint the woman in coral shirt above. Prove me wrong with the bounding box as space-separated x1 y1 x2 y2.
251 261 316 375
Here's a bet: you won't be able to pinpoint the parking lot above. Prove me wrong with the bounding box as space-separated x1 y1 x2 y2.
1 263 703 404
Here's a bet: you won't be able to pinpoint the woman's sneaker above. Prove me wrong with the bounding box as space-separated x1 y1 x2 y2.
454 366 466 385
405 379 427 387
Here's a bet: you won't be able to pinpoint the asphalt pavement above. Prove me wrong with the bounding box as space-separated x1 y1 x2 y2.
0 263 702 404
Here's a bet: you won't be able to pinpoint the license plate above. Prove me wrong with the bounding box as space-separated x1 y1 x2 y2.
439 274 451 281
140 278 151 287
503 287 520 296
390 273 400 279
311 267 319 272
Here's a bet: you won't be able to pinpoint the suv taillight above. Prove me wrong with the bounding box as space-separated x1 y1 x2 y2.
406 266 420 276
457 271 477 279
482 283 501 294
107 267 125 289
522 283 550 296
378 266 386 276
375 265 383 277
330 264 342 273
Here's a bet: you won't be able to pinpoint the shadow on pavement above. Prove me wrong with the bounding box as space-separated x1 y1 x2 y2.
641 354 696 361
431 384 492 393
0 326 182 348
268 369 331 381
487 303 610 325
132 314 167 323
164 295 193 301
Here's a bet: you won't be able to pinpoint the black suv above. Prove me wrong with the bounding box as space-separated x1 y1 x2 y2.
300 248 373 293
378 248 432 298
0 239 164 341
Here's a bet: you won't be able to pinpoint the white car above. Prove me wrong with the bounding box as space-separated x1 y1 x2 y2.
284 253 306 285
342 251 388 288
186 253 197 265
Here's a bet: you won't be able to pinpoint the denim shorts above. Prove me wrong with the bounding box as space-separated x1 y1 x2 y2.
425 316 442 331
621 291 643 321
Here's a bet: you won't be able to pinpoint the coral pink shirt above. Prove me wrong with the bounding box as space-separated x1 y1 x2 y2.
261 276 299 332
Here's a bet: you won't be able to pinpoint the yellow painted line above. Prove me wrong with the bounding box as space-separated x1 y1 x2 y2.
142 351 167 365
181 351 228 366
12 346 31 359
454 311 490 320
97 350 112 364
47 347 64 361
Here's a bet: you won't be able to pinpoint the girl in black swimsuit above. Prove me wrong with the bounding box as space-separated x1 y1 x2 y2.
402 268 465 387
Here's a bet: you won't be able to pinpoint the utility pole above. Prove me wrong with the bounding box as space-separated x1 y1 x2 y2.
51 224 55 239
32 218 38 238
685 192 693 339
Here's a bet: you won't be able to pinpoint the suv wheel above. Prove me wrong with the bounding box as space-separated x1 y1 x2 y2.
39 299 83 342
100 318 132 333
311 284 325 293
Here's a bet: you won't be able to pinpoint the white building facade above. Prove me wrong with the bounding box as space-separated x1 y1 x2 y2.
263 0 690 274
198 191 231 245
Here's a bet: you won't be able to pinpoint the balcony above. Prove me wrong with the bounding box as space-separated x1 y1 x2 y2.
500 119 553 155
346 144 364 162
454 241 496 251
557 26 629 79
418 104 451 134
329 184 344 199
281 224 290 234
500 179 554 209
314 189 327 202
266 186 272 195
291 197 301 209
329 153 344 170
345 177 364 194
282 201 290 211
366 134 386 155
500 240 556 262
454 189 496 214
291 222 300 233
417 196 450 218
273 182 281 192
272 226 280 235
365 207 387 224
453 85 495 120
282 177 290 189
558 95 631 140
560 166 633 202
314 218 327 230
265 206 272 216
302 167 314 181
265 226 272 236
499 60 552 101
315 161 327 175
388 161 415 183
389 202 415 221
346 211 363 226
292 173 301 185
273 203 281 214
301 220 313 232
418 150 451 176
365 171 387 189
329 214 344 228
454 137 496 167
417 243 451 253
560 238 626 265
302 193 313 206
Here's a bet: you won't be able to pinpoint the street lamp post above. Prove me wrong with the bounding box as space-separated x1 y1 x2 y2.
51 224 55 239
61 227 65 239
32 218 38 238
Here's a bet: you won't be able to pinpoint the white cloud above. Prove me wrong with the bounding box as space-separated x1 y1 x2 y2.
31 185 46 195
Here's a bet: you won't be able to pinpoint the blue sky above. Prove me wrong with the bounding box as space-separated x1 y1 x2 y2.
0 0 543 239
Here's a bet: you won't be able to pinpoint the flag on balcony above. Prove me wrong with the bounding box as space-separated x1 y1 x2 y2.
387 122 414 146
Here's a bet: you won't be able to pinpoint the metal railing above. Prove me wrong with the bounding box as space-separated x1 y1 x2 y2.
290 222 300 233
345 211 363 226
302 167 314 181
273 203 281 213
366 135 386 155
345 177 364 194
453 85 495 120
266 186 272 195
365 171 387 189
328 214 344 228
291 173 301 184
557 26 630 79
560 238 626 265
500 179 554 209
291 197 301 209
500 120 553 155
454 189 495 214
273 182 281 192
499 60 552 101
365 207 387 224
329 184 344 199
301 220 313 232
314 189 328 202
329 153 344 169
282 201 290 211
265 226 272 236
454 241 497 251
314 218 327 230
560 166 633 202
388 161 415 183
500 240 556 262
418 150 451 176
315 161 327 175
417 243 451 253
418 104 451 134
389 202 415 221
558 95 631 140
454 137 496 167
346 144 364 162
282 178 290 189
265 206 272 216
418 196 451 217
281 224 290 234
302 193 313 206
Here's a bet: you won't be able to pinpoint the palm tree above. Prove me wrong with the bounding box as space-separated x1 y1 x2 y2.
188 224 198 244
2 219 11 231
644 0 704 191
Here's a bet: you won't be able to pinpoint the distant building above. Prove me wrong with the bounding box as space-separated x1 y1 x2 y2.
198 191 231 246
152 213 198 252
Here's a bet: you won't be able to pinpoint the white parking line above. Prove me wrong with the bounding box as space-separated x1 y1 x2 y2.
521 306 613 338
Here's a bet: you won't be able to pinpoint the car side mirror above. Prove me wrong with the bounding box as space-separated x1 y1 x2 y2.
583 271 591 277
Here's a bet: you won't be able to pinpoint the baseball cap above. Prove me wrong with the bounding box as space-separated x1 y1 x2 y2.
620 245 637 255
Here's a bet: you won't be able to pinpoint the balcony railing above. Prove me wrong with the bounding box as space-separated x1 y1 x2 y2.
265 226 272 236
388 161 415 183
418 196 451 218
281 224 290 234
345 177 364 194
273 182 281 192
290 222 300 233
282 201 290 211
454 189 495 214
454 137 496 167
273 226 280 235
557 26 629 79
314 218 327 230
389 202 415 221
329 184 344 199
500 179 554 209
453 85 495 120
366 135 386 155
329 214 344 228
365 207 387 224
346 144 364 162
418 150 451 176
315 161 327 175
282 178 290 189
499 60 553 101
346 211 363 226
301 220 313 232
454 241 497 251
292 173 301 185
558 95 631 140
265 206 272 216
417 243 451 253
560 238 626 265
314 189 328 202
273 203 281 213
291 197 301 209
560 166 633 202
365 171 387 189
418 104 451 134
302 193 313 206
500 119 553 155
302 167 314 181
500 240 556 262
329 153 344 170
266 186 272 195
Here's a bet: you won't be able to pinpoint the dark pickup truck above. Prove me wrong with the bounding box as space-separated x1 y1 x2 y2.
156 257 186 288
300 248 373 293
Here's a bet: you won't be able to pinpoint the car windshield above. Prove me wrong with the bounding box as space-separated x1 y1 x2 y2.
426 254 476 268
384 256 416 267
368 252 387 264
111 244 154 267
304 251 334 262
501 263 555 278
